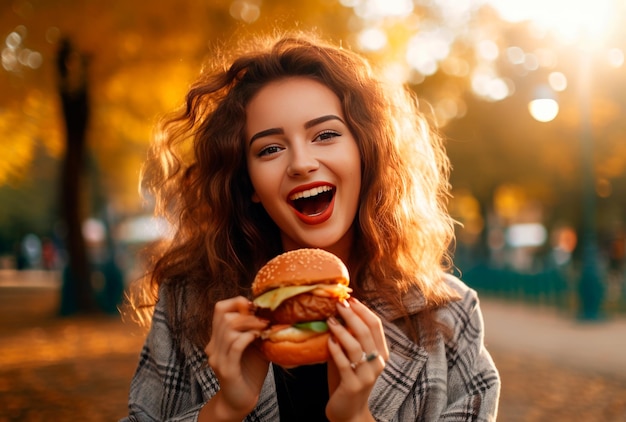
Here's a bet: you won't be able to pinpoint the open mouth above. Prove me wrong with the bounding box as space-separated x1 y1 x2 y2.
288 185 335 217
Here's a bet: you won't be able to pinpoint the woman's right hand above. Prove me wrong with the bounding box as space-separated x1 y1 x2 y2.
202 296 269 420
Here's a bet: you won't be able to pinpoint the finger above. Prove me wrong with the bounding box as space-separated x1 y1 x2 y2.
206 312 267 370
214 295 256 316
327 332 380 391
327 334 358 376
213 296 266 334
334 302 380 362
211 296 248 343
327 314 365 364
225 313 268 332
208 322 264 375
208 297 267 358
221 331 260 371
326 353 340 390
347 298 389 361
210 312 267 353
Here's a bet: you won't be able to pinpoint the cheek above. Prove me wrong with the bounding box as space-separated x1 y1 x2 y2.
247 163 275 202
351 161 363 207
350 173 362 207
347 146 363 187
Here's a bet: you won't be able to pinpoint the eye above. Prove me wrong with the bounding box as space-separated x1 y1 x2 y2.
314 130 341 142
257 144 284 157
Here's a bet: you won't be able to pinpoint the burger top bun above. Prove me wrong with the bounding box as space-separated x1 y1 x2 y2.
252 248 349 297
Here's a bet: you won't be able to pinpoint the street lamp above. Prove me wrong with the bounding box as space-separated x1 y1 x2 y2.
528 72 603 320
520 0 620 319
575 50 604 320
529 53 605 319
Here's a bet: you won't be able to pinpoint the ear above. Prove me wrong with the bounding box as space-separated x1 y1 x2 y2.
251 192 261 203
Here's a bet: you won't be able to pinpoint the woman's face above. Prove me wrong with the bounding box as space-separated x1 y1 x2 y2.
245 77 361 261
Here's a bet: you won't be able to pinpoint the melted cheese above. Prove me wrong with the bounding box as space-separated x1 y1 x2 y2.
253 283 351 311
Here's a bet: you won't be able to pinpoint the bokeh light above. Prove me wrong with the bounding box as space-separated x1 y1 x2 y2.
471 66 513 102
548 72 568 92
528 98 559 122
405 29 452 76
357 28 387 51
2 25 42 72
607 48 624 67
229 0 261 23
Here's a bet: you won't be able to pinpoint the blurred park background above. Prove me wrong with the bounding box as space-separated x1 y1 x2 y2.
1 0 626 420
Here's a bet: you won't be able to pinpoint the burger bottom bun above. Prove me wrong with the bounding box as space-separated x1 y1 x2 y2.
260 333 330 368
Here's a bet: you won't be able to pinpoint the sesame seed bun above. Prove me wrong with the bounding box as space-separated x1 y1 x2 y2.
252 248 349 296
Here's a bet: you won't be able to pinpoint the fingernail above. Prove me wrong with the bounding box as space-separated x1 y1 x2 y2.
327 316 338 325
339 299 350 308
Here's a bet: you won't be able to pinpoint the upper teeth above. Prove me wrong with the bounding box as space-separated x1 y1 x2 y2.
289 185 332 201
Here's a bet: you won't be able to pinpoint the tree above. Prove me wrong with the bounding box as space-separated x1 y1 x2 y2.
56 38 98 314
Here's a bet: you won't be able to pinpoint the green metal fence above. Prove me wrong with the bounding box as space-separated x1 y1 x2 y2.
460 263 626 317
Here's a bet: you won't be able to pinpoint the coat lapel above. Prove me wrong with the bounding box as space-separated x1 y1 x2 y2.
369 319 428 421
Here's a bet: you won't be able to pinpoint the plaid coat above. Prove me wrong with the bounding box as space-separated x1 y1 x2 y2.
121 274 500 421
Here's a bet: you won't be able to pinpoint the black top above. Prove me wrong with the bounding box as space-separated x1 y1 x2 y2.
273 363 329 421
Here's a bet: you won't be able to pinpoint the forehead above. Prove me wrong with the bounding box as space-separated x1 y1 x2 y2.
245 77 343 128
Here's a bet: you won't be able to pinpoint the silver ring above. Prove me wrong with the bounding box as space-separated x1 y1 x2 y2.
350 352 367 369
350 350 379 369
365 351 379 362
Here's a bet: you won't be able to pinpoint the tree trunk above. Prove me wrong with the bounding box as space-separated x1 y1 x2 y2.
57 38 98 314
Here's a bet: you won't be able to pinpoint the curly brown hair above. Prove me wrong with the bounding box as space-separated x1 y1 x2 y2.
126 31 458 349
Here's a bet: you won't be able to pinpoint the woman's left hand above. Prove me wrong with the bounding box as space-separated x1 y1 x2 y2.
325 297 389 422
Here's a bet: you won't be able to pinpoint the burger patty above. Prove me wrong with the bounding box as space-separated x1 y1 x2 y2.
257 293 338 324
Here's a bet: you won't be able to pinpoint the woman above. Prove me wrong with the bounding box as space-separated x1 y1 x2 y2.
122 32 500 421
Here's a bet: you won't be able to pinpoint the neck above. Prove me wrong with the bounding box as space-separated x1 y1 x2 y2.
281 226 354 267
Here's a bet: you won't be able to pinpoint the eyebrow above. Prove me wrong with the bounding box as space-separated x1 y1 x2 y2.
249 114 345 146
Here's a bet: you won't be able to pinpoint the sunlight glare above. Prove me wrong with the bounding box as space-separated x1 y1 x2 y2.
487 0 615 45
352 0 413 19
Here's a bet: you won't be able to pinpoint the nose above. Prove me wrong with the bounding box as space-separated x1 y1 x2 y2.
287 144 319 177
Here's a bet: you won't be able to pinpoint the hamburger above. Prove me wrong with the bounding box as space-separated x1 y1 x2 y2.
252 248 351 368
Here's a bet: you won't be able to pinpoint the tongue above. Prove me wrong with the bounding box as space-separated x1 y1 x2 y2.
295 191 333 216
298 196 329 216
